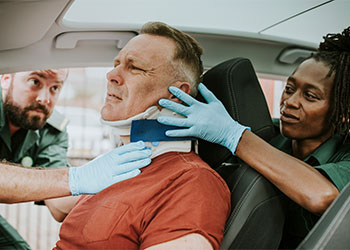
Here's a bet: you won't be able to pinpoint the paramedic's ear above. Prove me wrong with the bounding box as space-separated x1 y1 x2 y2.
170 82 191 103
1 74 12 97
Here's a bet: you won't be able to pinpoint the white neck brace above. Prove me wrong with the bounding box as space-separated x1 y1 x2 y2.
100 106 193 159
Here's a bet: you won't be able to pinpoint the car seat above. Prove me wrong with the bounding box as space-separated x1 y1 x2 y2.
198 57 286 249
296 182 350 249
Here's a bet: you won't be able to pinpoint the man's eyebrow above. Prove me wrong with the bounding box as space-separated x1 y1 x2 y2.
29 71 64 84
127 55 149 67
29 71 46 79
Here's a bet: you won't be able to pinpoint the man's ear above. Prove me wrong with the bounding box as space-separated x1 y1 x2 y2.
169 81 191 103
1 74 12 91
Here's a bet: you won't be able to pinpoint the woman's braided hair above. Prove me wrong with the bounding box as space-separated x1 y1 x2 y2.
312 26 350 136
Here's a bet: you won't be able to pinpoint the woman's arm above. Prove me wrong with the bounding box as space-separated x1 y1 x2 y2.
236 130 338 214
158 84 339 214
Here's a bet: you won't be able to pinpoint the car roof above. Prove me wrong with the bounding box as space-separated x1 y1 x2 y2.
0 0 349 77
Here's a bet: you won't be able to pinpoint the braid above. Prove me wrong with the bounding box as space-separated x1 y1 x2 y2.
312 26 350 137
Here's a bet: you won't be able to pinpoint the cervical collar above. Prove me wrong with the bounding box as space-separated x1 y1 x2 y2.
101 106 193 159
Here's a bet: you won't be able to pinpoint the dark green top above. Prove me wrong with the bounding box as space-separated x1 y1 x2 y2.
0 88 69 248
0 93 69 168
270 119 350 248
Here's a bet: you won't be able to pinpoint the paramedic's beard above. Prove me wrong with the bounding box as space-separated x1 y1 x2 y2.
3 100 50 130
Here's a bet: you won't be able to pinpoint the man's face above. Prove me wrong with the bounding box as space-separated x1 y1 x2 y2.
2 69 66 130
101 34 176 121
279 58 334 141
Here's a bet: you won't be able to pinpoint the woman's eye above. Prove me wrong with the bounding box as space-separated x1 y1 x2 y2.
284 85 294 94
305 92 318 100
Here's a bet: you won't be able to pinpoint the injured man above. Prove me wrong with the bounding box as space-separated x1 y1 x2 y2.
53 22 231 250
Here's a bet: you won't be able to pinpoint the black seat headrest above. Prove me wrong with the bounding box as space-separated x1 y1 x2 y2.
198 57 275 168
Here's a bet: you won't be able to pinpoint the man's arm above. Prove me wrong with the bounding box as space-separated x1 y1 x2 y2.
45 196 80 222
145 234 213 250
0 163 71 203
0 141 152 204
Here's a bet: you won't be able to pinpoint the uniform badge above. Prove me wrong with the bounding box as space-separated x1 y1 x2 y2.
21 156 33 167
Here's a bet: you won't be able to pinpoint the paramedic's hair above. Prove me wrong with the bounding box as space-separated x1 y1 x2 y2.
140 22 203 96
312 26 350 136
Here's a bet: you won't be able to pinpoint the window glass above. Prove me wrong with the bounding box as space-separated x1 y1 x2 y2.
258 77 285 118
56 67 114 164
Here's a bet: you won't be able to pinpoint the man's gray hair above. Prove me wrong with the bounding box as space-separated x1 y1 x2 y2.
140 22 203 96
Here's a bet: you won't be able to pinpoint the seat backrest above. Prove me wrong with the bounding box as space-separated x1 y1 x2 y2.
198 58 275 167
198 58 286 249
297 183 350 250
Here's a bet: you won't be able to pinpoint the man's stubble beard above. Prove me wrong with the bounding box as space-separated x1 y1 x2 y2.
3 84 50 130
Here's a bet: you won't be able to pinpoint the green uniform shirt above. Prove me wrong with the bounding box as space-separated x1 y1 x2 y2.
0 94 69 168
0 88 69 249
270 119 350 248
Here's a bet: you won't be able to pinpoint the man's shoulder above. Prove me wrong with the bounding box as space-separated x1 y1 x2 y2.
154 151 229 191
46 109 69 132
37 110 69 146
155 151 211 171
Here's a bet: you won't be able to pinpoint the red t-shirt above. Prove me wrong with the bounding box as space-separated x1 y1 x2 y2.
55 152 231 250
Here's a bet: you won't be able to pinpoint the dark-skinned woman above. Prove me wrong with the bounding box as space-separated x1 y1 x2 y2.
157 26 350 248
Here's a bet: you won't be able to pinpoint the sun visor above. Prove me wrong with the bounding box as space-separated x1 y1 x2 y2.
55 32 136 49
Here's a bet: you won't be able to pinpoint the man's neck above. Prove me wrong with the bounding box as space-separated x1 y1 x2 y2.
120 136 130 145
103 107 194 159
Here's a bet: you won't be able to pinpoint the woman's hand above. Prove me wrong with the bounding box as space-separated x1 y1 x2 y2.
157 83 249 154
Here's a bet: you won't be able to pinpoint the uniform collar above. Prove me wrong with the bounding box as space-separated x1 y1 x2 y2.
304 135 342 165
270 133 342 165
270 119 343 165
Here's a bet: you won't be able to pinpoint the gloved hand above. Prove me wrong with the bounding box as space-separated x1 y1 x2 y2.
69 141 151 195
157 83 250 155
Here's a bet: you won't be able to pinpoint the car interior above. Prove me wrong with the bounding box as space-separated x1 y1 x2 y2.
199 57 286 249
0 0 349 249
297 182 350 249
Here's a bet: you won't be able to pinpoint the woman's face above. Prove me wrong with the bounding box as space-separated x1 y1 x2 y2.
279 58 335 141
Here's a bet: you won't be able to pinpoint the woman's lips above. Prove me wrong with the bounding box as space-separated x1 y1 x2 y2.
280 111 299 123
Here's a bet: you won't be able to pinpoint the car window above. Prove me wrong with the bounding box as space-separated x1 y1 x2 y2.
258 77 286 118
56 67 114 162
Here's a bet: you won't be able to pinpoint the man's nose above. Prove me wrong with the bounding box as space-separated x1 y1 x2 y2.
107 67 123 86
36 88 50 104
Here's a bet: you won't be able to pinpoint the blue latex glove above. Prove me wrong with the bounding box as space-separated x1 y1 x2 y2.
69 141 151 195
157 83 250 155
